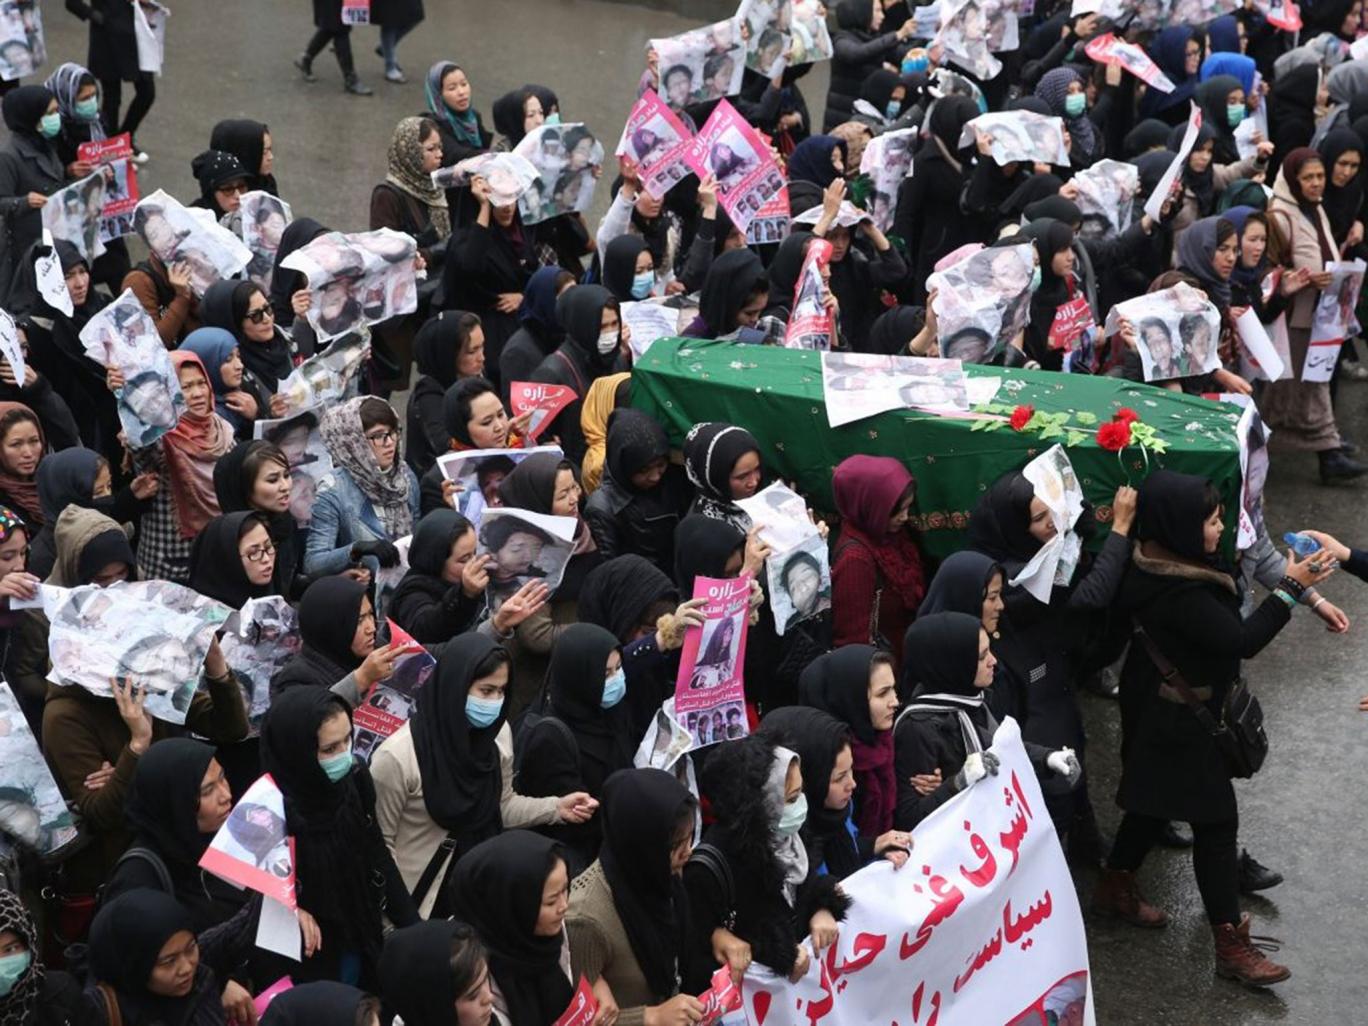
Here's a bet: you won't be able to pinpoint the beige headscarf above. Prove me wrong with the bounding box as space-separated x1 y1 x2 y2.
386 115 451 240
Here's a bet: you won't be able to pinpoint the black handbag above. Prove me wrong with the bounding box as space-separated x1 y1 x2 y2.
1137 628 1268 779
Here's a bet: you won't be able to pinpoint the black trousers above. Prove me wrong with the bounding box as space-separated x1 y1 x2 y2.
1108 811 1241 925
100 72 156 141
305 26 356 74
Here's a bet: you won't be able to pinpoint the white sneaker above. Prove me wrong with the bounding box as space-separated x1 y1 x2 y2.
130 149 150 165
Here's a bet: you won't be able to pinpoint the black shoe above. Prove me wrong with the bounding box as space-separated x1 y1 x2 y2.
1158 821 1193 848
1238 849 1284 893
1341 440 1360 455
344 73 374 96
294 54 316 81
1319 448 1368 483
374 44 384 58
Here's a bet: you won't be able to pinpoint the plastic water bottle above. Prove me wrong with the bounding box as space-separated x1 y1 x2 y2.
1283 532 1320 557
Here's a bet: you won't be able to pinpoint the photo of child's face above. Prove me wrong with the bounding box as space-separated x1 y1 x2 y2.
493 530 544 578
784 561 821 616
665 69 692 108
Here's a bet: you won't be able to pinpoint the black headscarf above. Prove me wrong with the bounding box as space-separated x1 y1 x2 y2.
378 922 468 1026
124 738 216 875
1023 195 1082 226
577 555 678 643
491 88 533 146
191 149 249 216
557 284 621 375
1 86 53 140
787 135 846 188
260 982 369 1026
1268 64 1322 163
798 644 880 745
866 305 923 356
212 439 298 590
672 514 744 595
413 311 469 391
497 451 566 512
698 249 765 336
36 446 103 524
411 633 506 851
1196 74 1244 164
902 612 983 697
209 118 277 195
259 688 384 955
296 574 368 676
681 421 759 506
602 234 648 302
545 623 632 787
518 265 567 350
87 889 201 1024
406 507 474 577
1124 118 1174 158
1172 121 1218 216
200 278 294 389
924 95 979 165
757 706 856 876
188 511 272 608
449 831 574 1026
604 408 668 491
269 217 328 325
965 470 1041 577
1000 173 1064 222
1134 469 1212 561
1318 128 1365 243
919 550 1002 619
598 768 695 999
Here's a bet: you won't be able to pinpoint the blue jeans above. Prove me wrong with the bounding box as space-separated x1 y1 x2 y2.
379 24 415 70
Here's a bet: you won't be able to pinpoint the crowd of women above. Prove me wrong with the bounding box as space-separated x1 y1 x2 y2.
1 0 1368 1021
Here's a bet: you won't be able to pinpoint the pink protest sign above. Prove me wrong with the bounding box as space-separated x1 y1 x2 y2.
674 574 751 748
685 100 786 233
616 92 696 199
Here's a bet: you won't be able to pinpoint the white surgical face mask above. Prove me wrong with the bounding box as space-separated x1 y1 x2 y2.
597 329 620 355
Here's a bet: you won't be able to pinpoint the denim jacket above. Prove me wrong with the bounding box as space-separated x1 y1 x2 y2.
303 464 421 575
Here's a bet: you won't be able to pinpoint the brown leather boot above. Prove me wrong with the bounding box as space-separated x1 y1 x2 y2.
1093 868 1169 928
1213 919 1291 987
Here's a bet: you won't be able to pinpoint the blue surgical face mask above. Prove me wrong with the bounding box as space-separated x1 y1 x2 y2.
630 271 654 300
902 54 929 74
318 748 353 783
0 951 31 997
1030 265 1043 290
601 669 626 709
75 98 100 120
466 694 504 728
884 100 902 120
38 112 61 139
776 793 808 836
1226 104 1245 127
1064 93 1086 118
544 112 562 126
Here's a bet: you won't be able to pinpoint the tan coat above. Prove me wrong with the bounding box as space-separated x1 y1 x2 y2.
1267 169 1338 330
370 721 560 917
566 860 660 1026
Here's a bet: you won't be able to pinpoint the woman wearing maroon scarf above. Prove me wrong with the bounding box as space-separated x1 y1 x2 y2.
797 644 901 838
830 454 927 668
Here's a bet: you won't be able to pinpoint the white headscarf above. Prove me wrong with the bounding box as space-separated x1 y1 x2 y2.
767 745 810 907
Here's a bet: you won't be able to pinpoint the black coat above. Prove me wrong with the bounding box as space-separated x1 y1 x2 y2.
1116 548 1290 824
0 134 65 299
443 221 537 388
388 570 483 644
527 345 595 464
66 0 139 81
499 322 557 404
894 152 970 305
582 466 690 578
824 29 904 131
404 373 447 476
371 0 424 27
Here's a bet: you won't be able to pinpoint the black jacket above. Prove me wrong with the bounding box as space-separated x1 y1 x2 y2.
582 465 690 578
0 134 64 301
1116 547 1290 824
824 29 904 131
388 570 483 644
404 373 448 476
65 0 139 81
443 221 537 388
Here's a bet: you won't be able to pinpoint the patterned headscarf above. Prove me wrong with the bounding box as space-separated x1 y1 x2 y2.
320 397 414 539
0 504 26 544
43 62 104 141
0 890 44 1026
386 116 451 240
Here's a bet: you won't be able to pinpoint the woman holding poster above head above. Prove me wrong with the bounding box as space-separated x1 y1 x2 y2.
684 735 851 992
259 688 418 990
823 0 916 131
1098 471 1331 988
372 635 592 918
1261 147 1368 483
444 173 538 388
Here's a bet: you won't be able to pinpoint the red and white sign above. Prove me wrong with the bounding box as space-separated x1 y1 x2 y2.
674 574 751 749
736 719 1094 1025
509 381 577 444
1084 33 1176 92
199 774 296 909
783 238 835 351
552 976 598 1026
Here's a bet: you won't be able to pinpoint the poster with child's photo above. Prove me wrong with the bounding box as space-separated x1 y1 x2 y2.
0 681 79 856
134 189 251 298
80 289 186 448
199 774 296 907
240 191 293 292
674 574 751 748
437 445 565 525
685 100 786 234
475 507 578 607
278 228 418 344
514 123 604 225
616 92 696 200
0 0 44 82
767 533 832 637
1104 282 1222 382
255 408 333 526
651 17 748 109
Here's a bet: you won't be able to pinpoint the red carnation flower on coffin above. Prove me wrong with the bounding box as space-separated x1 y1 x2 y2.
1009 404 1034 431
1115 407 1141 425
1097 419 1132 452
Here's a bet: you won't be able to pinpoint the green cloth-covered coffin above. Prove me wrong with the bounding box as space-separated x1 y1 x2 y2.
632 339 1244 558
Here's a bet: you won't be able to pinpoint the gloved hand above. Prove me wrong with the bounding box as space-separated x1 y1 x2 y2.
1047 747 1082 787
950 751 1000 793
352 539 401 568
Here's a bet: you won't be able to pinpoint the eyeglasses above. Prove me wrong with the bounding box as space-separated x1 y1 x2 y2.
245 306 274 324
218 182 250 196
242 541 276 563
365 429 398 445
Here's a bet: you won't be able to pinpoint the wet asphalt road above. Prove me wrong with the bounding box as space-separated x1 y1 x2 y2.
33 3 1368 1022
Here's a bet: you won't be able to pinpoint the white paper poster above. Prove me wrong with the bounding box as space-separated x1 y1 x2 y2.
1144 103 1201 222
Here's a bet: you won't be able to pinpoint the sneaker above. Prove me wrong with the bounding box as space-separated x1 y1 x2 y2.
1342 358 1368 380
129 149 150 165
294 53 317 82
385 67 406 83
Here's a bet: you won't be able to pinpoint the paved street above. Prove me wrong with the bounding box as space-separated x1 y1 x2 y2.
33 2 1368 1020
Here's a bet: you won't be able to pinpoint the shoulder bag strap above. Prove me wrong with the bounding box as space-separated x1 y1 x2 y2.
98 982 123 1026
551 348 588 395
1135 626 1220 732
410 833 459 909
